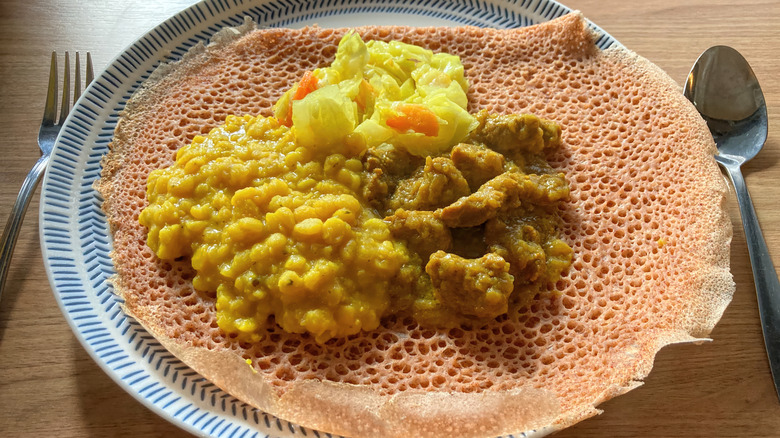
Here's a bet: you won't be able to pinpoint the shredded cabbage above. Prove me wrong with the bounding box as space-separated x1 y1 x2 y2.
291 85 357 150
273 32 476 157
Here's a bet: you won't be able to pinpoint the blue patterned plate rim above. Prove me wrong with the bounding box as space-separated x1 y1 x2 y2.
38 1 617 437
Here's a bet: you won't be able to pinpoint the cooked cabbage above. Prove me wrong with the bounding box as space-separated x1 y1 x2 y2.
291 84 357 151
273 32 476 157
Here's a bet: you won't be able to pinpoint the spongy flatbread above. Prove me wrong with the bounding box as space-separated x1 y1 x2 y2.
96 12 734 437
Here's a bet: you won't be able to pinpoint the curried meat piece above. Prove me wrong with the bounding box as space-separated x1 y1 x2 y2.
426 250 514 319
364 143 424 177
389 156 471 212
362 168 389 211
437 171 569 227
523 154 558 176
385 209 452 260
485 212 573 287
363 144 425 213
485 214 548 285
450 143 506 191
468 110 561 161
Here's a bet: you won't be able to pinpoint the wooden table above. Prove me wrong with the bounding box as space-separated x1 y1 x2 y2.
1 0 779 436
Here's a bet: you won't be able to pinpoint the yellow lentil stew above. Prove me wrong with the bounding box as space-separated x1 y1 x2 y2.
141 115 410 343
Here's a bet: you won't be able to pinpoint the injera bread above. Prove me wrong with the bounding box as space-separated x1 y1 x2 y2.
96 12 734 438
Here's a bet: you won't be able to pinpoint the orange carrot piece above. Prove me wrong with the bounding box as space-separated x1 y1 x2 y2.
293 71 319 101
386 104 439 137
280 71 319 127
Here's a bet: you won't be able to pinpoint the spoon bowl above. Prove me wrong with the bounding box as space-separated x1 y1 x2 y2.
684 45 768 165
684 45 780 402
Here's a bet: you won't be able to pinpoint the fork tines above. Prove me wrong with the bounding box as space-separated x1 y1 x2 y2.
45 52 94 126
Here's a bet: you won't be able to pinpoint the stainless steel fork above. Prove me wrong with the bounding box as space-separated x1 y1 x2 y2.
0 52 94 303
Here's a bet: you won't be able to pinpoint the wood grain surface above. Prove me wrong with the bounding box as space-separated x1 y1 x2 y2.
1 0 779 436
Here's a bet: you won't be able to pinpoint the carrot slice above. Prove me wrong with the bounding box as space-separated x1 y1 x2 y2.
280 71 320 127
386 104 439 137
293 71 319 101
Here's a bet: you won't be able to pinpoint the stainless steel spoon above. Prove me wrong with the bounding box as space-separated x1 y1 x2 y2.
683 46 780 400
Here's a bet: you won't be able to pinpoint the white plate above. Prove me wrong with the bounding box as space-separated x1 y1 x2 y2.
40 1 616 437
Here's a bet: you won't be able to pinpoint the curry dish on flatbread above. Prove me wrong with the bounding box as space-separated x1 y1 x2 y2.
97 12 734 438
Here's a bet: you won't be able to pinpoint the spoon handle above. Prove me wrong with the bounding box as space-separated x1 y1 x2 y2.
727 165 780 400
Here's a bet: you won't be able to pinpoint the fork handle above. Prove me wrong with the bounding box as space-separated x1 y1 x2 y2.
0 154 49 304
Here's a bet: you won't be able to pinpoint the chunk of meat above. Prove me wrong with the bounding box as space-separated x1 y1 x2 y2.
523 154 558 176
389 156 471 212
362 144 424 213
485 215 548 285
468 110 561 160
437 171 568 227
485 212 573 286
364 143 423 178
450 143 506 191
426 251 514 319
385 209 452 260
363 168 389 212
